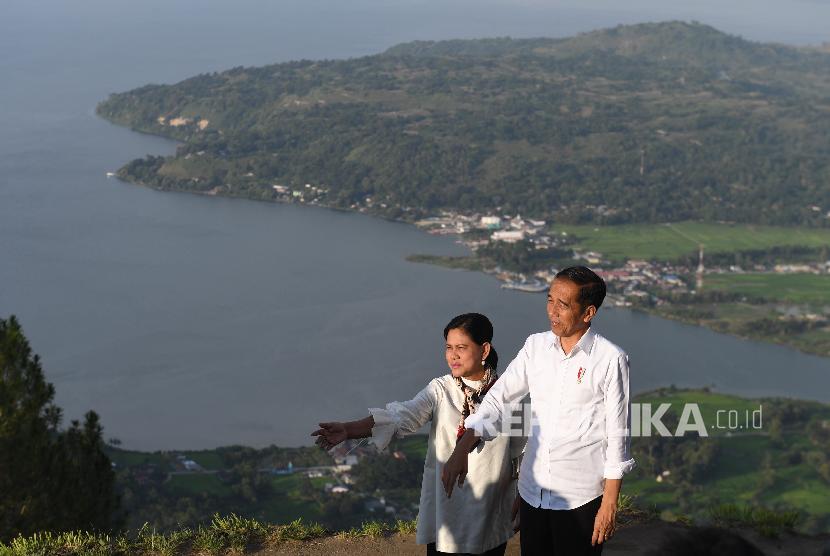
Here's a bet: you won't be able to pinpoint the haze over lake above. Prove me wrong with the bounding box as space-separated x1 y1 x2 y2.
2 0 828 450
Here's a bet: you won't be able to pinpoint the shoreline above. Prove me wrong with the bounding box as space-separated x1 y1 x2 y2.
114 174 422 225
116 173 830 360
627 306 830 359
101 114 828 360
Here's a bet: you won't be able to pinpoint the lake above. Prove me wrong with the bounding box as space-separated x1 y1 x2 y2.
1 0 828 450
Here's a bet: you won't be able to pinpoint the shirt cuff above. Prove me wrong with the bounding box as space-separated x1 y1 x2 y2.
463 412 497 441
603 458 636 479
368 407 398 451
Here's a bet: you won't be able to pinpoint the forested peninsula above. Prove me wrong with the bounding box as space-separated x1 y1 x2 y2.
97 21 830 227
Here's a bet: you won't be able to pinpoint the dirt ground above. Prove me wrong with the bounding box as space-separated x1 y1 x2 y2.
255 522 830 555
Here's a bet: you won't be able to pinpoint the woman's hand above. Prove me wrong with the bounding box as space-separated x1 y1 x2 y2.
441 448 468 498
591 500 617 546
311 422 347 450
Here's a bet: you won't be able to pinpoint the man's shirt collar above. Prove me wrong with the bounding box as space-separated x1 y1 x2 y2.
550 326 597 358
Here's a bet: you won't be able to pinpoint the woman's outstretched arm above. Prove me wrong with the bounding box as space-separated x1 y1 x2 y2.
313 378 440 451
311 416 375 450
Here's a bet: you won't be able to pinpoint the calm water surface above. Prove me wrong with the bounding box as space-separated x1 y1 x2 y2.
1 0 828 449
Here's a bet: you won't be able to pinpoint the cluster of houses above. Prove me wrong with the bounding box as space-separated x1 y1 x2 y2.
510 259 693 306
175 454 204 472
770 262 830 274
415 211 701 302
413 210 830 311
272 182 329 205
120 442 417 519
262 440 416 519
415 211 550 244
123 442 418 517
598 260 694 301
324 443 415 518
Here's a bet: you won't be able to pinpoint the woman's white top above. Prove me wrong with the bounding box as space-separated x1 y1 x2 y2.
369 374 524 554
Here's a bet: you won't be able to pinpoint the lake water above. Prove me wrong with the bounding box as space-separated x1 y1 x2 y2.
2 0 828 450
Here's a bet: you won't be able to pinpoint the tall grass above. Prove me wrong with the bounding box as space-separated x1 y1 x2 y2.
709 503 799 537
0 515 411 555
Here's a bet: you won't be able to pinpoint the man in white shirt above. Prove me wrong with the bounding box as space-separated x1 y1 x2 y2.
442 266 635 555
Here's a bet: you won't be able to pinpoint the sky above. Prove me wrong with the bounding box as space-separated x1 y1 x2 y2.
3 0 829 57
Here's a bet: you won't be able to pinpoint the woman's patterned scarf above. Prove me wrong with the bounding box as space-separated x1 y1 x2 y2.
455 367 499 441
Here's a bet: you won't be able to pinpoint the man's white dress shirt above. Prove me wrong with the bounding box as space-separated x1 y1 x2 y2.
464 327 635 510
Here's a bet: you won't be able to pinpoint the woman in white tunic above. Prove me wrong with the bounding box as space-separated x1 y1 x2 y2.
312 313 523 555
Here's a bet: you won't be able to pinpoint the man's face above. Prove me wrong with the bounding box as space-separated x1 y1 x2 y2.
546 278 591 338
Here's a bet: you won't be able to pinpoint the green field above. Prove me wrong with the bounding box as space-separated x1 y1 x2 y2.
552 222 830 262
390 435 429 462
163 472 326 524
260 475 327 523
182 450 224 470
167 473 233 497
634 389 764 437
703 273 830 304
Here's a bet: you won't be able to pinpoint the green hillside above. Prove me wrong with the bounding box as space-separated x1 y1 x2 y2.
388 390 830 533
623 388 830 534
98 390 830 536
97 21 830 226
3 389 826 555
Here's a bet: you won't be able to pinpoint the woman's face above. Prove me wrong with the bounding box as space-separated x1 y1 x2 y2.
445 328 488 379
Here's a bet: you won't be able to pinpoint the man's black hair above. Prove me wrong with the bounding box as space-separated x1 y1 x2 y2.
554 266 606 311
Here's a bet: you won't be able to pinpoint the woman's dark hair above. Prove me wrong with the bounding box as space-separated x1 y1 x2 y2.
555 266 607 311
443 313 499 372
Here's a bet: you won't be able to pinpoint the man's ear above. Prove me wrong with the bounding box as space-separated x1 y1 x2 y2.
583 305 597 324
481 342 491 361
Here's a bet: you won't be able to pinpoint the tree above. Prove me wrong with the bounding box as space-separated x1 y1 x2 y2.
352 454 422 491
0 316 121 541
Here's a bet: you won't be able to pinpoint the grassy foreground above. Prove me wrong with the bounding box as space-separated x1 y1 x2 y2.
0 516 417 556
1 502 806 556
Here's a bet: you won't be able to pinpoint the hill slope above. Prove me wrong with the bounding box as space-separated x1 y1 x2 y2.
97 21 830 225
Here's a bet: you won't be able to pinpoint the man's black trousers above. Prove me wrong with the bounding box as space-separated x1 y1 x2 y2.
519 495 604 555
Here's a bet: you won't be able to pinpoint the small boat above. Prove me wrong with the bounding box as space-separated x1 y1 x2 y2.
501 280 548 293
106 172 116 178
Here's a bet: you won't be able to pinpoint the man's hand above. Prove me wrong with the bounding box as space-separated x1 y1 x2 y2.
591 500 617 546
311 422 347 450
441 448 468 498
511 493 521 532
